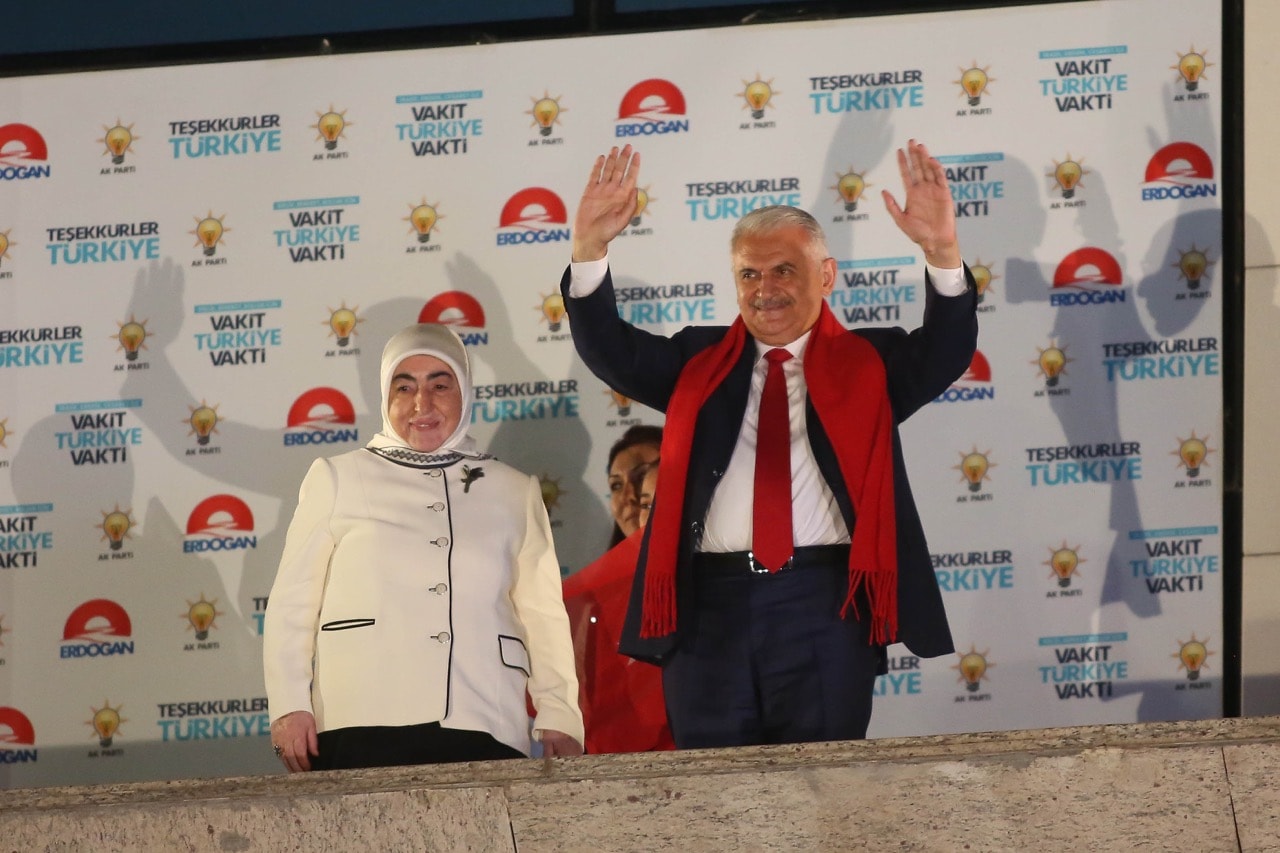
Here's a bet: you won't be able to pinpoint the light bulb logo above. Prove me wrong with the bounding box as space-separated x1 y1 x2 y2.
0 417 10 449
740 76 777 119
1174 634 1212 681
0 228 15 268
183 594 223 641
114 315 148 362
1173 431 1213 478
953 646 992 692
631 186 653 227
954 446 993 492
972 261 993 303
191 211 228 257
1033 340 1070 387
326 303 360 347
186 400 221 446
1045 542 1084 588
1047 155 1086 199
538 293 567 332
539 474 563 513
405 199 442 244
0 613 10 648
832 168 869 212
1172 47 1211 92
956 63 993 106
1174 245 1213 290
88 700 125 748
528 93 564 137
314 106 350 150
608 389 632 417
101 120 137 165
98 505 135 551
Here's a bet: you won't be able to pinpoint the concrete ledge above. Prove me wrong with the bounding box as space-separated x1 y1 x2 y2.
3 716 1278 851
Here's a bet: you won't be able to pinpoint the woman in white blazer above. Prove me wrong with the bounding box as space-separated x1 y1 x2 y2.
265 323 583 771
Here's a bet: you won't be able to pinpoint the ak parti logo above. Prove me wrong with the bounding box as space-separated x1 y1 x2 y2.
615 79 690 137
283 387 358 447
183 494 256 553
495 187 570 246
1050 247 1126 306
0 124 52 180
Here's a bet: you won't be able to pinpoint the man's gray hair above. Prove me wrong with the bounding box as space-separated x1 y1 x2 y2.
730 205 830 260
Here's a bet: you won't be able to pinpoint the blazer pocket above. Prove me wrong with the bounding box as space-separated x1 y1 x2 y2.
498 634 531 677
320 618 376 631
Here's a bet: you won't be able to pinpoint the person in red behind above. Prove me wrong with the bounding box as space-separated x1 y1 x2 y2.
563 458 674 754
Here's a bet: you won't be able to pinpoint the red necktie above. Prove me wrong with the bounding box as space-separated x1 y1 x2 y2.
752 348 793 572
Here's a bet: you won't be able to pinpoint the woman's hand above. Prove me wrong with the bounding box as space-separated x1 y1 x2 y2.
539 728 584 757
270 710 319 772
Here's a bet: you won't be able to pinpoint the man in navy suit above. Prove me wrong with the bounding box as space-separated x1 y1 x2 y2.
560 141 977 748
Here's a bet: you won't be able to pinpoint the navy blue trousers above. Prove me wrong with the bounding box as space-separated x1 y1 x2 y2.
662 547 885 749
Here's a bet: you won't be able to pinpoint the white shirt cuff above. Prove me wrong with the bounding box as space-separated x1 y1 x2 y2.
925 262 967 297
568 255 610 298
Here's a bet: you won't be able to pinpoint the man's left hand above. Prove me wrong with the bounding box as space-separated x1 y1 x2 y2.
881 139 962 268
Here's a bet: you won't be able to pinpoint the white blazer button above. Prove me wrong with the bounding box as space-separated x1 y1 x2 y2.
431 583 448 595
432 537 450 547
433 632 451 643
427 469 443 478
430 502 445 511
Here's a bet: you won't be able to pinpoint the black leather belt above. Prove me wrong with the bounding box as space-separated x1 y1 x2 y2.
692 544 851 575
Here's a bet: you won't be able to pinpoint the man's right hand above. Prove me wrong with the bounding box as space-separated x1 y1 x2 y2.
573 145 641 262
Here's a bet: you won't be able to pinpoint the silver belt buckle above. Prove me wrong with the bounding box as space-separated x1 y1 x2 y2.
747 552 792 574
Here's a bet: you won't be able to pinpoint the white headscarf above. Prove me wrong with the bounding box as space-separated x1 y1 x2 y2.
368 323 478 455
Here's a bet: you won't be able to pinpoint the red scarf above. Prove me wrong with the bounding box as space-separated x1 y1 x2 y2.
642 301 899 644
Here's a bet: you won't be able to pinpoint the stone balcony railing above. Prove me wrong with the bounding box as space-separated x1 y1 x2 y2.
3 715 1278 851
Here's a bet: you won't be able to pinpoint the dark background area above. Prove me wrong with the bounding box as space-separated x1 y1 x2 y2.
1 0 1073 77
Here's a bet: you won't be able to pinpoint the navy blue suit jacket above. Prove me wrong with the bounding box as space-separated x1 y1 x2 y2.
562 266 979 664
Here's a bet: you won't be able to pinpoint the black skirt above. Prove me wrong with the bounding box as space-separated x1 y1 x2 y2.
312 721 525 771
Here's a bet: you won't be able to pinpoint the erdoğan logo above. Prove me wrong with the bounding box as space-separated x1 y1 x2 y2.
959 350 992 384
1144 142 1214 185
1052 248 1124 290
1141 141 1217 201
186 495 255 537
0 124 49 166
617 79 688 122
495 187 570 245
283 388 358 445
419 291 486 328
936 350 994 403
62 599 133 642
497 187 569 231
0 707 36 747
286 387 356 429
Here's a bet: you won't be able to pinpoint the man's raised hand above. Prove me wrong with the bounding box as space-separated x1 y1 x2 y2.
881 139 962 269
573 145 641 262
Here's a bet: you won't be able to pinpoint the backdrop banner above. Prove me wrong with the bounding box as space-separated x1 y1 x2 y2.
0 0 1223 786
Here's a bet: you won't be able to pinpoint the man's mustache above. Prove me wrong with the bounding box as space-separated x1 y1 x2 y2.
748 294 794 310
